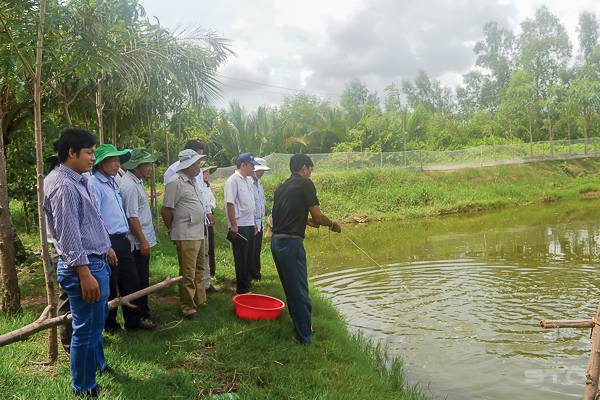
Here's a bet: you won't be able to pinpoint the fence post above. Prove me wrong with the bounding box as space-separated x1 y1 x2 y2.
595 138 597 158
346 152 349 170
419 149 423 171
480 145 483 167
272 153 276 174
542 142 545 161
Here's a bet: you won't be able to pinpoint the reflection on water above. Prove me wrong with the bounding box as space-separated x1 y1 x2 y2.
304 199 600 400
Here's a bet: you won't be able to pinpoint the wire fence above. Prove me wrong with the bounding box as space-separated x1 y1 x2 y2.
209 138 600 181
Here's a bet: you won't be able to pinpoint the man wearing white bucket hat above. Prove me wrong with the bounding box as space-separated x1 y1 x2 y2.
248 157 270 281
161 149 207 319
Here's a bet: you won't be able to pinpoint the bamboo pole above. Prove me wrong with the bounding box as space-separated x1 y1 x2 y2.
540 319 594 329
584 300 600 400
0 275 182 348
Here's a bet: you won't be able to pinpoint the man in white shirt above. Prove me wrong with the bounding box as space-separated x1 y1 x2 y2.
248 157 270 281
224 153 259 294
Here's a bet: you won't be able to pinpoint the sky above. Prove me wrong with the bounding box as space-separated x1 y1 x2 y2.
139 0 600 112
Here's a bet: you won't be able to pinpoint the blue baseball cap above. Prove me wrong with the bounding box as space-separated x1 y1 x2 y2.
236 152 260 165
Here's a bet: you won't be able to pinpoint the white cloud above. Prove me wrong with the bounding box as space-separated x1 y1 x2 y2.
231 18 248 30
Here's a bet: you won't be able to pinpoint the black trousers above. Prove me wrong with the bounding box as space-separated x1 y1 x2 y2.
208 225 216 276
106 235 142 330
251 229 263 280
132 249 150 317
232 226 255 294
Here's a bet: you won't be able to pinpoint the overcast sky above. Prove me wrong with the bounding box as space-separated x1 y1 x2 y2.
139 0 600 112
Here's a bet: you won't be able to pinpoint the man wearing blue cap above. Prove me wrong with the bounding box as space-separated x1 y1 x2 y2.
88 144 157 333
224 153 259 294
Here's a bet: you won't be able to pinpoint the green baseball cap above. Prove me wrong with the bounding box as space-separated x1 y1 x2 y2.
200 160 217 175
122 147 159 169
92 144 131 172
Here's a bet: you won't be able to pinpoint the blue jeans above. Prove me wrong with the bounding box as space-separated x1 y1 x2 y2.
57 257 110 393
271 237 312 343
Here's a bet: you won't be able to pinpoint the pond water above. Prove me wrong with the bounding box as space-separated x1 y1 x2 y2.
304 198 600 400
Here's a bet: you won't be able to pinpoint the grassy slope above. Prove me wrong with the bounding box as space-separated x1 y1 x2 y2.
3 157 600 399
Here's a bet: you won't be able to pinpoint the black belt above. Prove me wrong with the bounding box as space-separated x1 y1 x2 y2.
272 233 304 241
109 233 128 240
88 253 108 260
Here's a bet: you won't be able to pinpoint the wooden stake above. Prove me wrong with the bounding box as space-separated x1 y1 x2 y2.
0 275 182 348
541 319 594 329
585 300 600 400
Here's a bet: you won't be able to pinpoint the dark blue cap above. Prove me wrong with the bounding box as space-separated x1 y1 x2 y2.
237 152 260 165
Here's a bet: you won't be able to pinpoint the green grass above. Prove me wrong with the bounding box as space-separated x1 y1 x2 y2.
1 202 430 400
6 157 600 399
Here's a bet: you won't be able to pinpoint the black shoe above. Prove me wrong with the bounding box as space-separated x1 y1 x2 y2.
143 315 163 324
185 312 201 320
206 284 220 294
73 384 101 398
127 321 158 331
105 326 124 335
99 365 129 378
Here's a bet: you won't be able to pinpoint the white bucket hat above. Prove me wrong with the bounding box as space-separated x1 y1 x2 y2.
254 157 271 171
176 149 205 171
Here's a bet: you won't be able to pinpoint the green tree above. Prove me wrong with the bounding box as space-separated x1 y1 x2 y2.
518 5 572 99
577 11 600 62
567 80 600 154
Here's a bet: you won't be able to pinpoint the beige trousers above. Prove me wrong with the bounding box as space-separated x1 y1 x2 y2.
175 240 206 316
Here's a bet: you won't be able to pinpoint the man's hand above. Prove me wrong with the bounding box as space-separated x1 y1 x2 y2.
107 248 118 267
254 222 258 235
331 221 342 233
75 265 100 303
207 213 215 227
139 239 151 257
229 225 238 238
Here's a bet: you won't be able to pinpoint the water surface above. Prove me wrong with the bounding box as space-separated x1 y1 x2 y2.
305 199 600 399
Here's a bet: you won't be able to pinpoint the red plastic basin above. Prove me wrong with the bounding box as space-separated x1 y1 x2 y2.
232 294 285 320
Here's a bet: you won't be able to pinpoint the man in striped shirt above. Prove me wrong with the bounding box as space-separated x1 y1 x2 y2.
44 129 122 398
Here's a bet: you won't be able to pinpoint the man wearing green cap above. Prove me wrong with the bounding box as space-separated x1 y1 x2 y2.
118 147 161 323
88 144 157 333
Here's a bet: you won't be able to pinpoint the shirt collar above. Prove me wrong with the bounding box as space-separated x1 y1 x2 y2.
127 170 143 184
93 170 115 185
59 164 88 185
177 170 194 183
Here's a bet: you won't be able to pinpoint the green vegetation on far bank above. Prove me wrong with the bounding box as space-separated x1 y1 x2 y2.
259 157 600 223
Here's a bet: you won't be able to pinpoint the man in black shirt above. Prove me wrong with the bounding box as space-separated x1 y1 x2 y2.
271 154 341 344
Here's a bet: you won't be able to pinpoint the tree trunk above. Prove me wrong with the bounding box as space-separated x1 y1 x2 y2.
14 139 30 235
34 0 58 362
145 104 159 233
94 67 106 144
61 83 73 128
162 89 170 167
584 111 590 155
112 111 117 146
177 104 183 154
131 124 136 148
0 100 21 317
568 119 572 156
